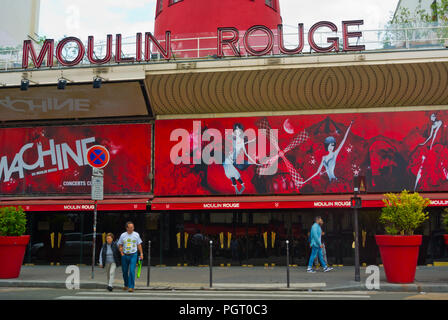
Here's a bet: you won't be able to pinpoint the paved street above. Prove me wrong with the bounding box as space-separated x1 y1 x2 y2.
0 287 447 300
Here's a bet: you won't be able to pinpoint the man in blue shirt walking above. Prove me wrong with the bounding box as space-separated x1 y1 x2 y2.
307 216 333 273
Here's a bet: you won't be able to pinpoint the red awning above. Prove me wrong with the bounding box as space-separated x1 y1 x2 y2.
0 198 149 212
150 193 448 211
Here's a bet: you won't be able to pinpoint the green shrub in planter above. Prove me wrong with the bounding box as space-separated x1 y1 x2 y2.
380 190 429 235
443 209 448 230
0 206 27 236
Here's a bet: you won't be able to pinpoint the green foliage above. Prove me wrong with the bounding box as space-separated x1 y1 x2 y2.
37 35 48 46
380 190 429 236
443 208 448 230
0 46 19 52
0 207 27 237
381 1 448 49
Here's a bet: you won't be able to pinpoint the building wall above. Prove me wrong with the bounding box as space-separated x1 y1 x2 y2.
0 0 40 47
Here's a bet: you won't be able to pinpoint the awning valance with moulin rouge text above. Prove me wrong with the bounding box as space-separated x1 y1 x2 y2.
150 194 448 211
0 198 149 212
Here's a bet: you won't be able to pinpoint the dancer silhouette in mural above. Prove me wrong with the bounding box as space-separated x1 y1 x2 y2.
419 113 443 150
223 123 260 194
300 120 354 185
412 113 448 191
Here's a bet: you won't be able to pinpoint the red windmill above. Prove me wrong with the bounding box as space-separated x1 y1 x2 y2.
154 0 282 58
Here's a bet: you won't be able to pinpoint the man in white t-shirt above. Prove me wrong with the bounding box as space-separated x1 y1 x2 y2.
117 221 143 292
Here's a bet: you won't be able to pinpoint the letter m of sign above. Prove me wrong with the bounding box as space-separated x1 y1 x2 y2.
22 39 55 69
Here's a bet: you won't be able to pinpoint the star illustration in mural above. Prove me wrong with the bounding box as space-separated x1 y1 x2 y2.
352 163 361 176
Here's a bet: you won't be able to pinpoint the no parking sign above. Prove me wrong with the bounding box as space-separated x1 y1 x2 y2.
86 145 110 169
86 145 109 201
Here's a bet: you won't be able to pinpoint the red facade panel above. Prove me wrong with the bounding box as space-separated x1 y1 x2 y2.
154 110 448 197
0 123 152 196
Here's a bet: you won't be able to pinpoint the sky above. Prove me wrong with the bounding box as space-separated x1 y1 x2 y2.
39 0 400 41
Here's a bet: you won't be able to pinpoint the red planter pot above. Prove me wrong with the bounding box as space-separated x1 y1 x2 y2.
444 234 448 246
375 235 422 284
0 235 30 279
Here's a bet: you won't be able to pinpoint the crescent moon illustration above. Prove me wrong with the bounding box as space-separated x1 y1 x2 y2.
283 118 295 134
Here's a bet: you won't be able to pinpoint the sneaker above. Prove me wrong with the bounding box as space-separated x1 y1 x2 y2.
323 267 333 272
128 288 134 293
123 286 128 291
307 268 316 273
107 286 113 292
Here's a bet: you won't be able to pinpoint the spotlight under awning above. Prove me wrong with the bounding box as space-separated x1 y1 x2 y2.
20 79 29 91
57 78 67 90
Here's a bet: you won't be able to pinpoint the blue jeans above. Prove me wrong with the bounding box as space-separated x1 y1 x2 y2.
308 246 327 269
121 253 138 288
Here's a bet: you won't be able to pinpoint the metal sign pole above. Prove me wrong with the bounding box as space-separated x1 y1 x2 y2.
354 200 361 282
352 176 362 282
91 200 98 279
286 240 290 288
86 146 108 281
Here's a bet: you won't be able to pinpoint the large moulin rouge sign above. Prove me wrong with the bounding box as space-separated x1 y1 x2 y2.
22 20 365 68
154 110 448 196
0 124 151 195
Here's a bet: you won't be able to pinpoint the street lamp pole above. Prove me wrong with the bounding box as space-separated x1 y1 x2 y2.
353 176 361 282
353 197 361 282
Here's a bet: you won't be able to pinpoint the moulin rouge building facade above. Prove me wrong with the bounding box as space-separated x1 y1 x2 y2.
1 0 448 266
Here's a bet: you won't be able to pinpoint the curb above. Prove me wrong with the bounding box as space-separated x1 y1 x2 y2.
0 280 104 290
1 280 447 293
322 282 448 293
378 283 448 293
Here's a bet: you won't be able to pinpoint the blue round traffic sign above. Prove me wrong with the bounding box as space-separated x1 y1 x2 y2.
86 145 110 168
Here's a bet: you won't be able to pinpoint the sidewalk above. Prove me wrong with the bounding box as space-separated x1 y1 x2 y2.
0 265 447 293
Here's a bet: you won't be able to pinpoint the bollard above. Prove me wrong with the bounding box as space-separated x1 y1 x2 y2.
91 200 98 280
209 240 213 288
286 240 290 288
147 240 151 287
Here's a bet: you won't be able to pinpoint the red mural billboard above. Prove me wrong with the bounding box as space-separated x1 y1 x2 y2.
154 110 448 196
0 124 151 196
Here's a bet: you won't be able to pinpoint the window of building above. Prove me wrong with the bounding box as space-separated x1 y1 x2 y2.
169 0 183 6
156 0 163 16
265 0 277 11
